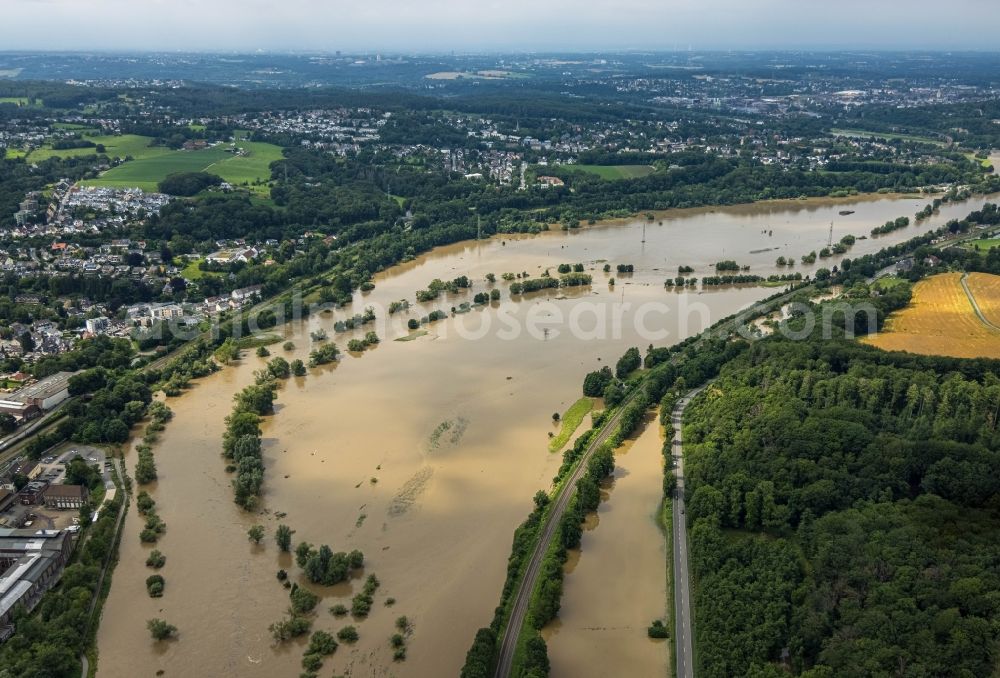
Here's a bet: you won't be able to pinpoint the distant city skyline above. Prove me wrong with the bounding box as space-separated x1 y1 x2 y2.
5 0 1000 52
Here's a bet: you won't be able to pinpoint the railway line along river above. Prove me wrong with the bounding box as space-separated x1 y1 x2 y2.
542 413 669 677
96 189 998 677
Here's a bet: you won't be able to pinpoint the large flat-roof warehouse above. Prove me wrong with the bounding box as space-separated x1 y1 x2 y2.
0 529 73 631
7 372 73 411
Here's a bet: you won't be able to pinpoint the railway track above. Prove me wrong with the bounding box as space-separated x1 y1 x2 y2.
493 389 639 678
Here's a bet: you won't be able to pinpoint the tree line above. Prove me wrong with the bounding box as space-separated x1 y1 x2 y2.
682 315 1000 677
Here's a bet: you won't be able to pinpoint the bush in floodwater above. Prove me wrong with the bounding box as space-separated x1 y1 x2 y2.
337 626 359 643
290 585 319 614
351 593 372 617
309 630 338 655
276 524 294 552
247 525 264 544
296 543 363 585
147 618 176 641
269 614 311 642
146 574 165 597
136 490 155 514
145 549 166 569
348 549 364 569
301 653 323 672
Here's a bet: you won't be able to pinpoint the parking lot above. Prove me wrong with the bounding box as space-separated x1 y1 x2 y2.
37 444 111 485
0 444 113 530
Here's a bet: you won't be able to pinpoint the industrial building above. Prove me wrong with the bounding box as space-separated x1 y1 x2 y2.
7 372 73 411
0 400 40 424
0 529 73 628
43 484 87 510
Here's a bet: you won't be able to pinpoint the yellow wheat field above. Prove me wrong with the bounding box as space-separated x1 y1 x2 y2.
863 272 1000 359
966 272 1000 328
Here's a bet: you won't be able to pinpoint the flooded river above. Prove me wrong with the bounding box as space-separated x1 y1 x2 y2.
96 190 998 678
542 414 669 677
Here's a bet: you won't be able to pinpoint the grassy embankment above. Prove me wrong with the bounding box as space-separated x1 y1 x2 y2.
548 397 595 452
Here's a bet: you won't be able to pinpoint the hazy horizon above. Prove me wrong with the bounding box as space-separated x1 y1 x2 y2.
6 0 1000 52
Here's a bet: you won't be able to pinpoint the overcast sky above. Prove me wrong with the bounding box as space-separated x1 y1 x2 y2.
5 0 1000 52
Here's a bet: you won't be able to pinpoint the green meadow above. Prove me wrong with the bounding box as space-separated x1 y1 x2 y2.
81 140 283 195
965 152 994 169
180 258 221 281
831 128 946 147
967 238 1000 252
27 134 169 162
873 276 909 290
573 164 656 179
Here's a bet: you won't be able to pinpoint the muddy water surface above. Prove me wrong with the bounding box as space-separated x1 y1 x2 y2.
96 191 998 678
542 415 668 677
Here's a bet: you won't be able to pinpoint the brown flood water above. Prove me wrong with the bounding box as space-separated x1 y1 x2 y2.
96 190 998 678
542 414 668 678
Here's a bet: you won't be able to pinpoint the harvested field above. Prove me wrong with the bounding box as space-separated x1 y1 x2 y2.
863 272 1000 359
966 272 1000 328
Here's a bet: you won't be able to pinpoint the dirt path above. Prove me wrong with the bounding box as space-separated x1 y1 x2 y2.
960 272 1000 332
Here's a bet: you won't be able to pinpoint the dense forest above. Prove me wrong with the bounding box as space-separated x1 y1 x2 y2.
3 56 1000 678
682 334 1000 677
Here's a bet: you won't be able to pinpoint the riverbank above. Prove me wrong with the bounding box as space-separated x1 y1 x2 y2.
95 188 1000 677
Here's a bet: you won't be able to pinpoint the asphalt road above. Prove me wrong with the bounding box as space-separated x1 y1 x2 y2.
491 281 810 678
671 386 706 678
493 390 639 678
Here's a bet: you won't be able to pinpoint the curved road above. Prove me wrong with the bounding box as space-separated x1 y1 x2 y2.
960 272 1000 332
493 390 640 678
671 386 706 678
